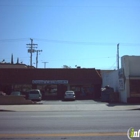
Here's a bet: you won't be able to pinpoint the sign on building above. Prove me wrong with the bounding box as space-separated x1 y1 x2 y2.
118 68 124 78
32 80 68 85
119 78 125 90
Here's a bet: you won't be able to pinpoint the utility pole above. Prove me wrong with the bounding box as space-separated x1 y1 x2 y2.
42 62 48 68
35 50 42 68
26 38 38 66
117 43 119 70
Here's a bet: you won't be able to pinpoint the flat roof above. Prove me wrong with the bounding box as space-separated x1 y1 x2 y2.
0 68 102 85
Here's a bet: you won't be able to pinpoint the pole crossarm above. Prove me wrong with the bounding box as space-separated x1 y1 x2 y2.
26 38 38 67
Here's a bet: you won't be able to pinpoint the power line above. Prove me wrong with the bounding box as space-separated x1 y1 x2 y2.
34 38 118 45
108 61 117 70
34 38 140 46
0 38 140 46
45 56 116 62
0 4 139 8
0 38 28 42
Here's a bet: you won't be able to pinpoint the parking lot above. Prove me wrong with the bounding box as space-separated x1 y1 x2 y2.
39 100 102 105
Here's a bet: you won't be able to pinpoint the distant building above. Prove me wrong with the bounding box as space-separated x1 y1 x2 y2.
0 63 35 69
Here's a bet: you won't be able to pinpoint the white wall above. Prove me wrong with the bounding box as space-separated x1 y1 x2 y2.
128 56 140 76
101 70 119 92
120 55 140 103
121 55 140 77
101 56 140 103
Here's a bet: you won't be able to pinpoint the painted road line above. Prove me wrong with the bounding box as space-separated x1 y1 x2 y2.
0 132 127 138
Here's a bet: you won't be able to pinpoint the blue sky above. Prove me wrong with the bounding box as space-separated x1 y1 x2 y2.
0 0 140 69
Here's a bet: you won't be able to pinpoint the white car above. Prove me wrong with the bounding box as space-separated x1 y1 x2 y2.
64 91 76 100
28 89 42 101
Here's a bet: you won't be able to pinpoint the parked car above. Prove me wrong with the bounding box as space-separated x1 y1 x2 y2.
64 90 76 100
28 89 42 101
0 91 6 96
11 91 21 96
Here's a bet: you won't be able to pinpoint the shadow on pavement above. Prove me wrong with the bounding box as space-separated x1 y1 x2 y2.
107 103 140 107
0 109 15 112
129 108 140 110
93 99 140 107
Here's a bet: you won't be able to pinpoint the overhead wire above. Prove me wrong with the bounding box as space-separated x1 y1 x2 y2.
0 38 29 42
0 38 140 46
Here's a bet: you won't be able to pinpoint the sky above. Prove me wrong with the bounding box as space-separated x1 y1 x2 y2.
0 0 140 69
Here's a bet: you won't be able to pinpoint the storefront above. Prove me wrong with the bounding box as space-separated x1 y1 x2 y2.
101 56 140 103
129 78 140 97
0 68 102 100
119 56 140 103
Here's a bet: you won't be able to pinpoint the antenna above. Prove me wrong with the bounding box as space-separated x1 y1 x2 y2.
42 62 48 68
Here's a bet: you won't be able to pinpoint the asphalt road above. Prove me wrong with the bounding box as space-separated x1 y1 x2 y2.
0 108 140 140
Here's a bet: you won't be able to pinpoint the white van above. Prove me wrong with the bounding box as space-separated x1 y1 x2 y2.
28 89 42 101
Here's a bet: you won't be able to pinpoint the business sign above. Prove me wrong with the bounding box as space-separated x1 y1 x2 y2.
32 80 68 85
118 68 124 78
119 78 125 90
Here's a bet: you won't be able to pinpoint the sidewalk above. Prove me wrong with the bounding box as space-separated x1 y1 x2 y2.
0 103 140 112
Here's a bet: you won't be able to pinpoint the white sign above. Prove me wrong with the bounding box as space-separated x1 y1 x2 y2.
119 78 125 90
32 80 68 84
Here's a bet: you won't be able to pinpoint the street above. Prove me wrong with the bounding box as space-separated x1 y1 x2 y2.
0 100 140 140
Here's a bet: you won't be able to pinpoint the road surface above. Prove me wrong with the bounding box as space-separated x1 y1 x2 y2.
0 110 140 139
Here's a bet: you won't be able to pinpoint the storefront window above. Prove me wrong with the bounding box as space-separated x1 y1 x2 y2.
12 84 32 92
37 85 57 96
70 85 94 99
130 79 140 97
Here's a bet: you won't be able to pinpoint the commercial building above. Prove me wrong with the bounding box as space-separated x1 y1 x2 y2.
0 68 102 100
0 63 35 69
102 55 140 103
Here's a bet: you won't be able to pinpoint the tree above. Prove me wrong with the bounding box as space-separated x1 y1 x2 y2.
11 54 14 64
17 58 19 64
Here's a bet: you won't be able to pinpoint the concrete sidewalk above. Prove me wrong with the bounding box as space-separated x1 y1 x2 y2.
0 103 140 111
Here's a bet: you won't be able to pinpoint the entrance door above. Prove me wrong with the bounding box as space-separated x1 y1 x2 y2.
57 84 67 100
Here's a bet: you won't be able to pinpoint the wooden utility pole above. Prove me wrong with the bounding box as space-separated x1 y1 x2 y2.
26 38 38 66
117 43 119 70
35 50 42 68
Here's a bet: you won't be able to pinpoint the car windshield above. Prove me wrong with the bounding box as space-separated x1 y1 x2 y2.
65 91 74 94
29 91 39 94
